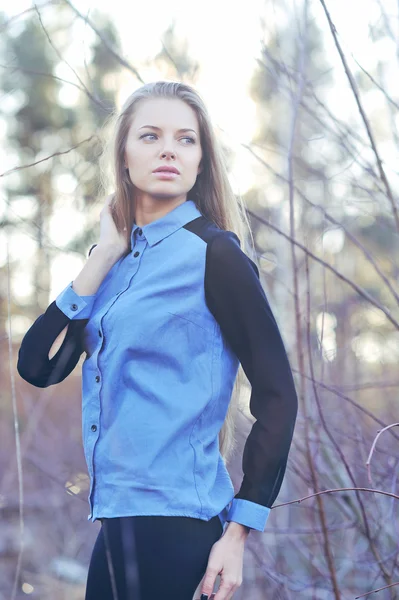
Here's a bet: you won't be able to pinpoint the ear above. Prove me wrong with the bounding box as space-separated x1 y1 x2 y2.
197 162 203 175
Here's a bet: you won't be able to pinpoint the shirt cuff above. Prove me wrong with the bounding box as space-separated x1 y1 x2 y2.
55 281 96 320
226 498 271 532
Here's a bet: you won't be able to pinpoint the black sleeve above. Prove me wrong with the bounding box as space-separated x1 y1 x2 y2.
204 230 298 509
17 301 87 388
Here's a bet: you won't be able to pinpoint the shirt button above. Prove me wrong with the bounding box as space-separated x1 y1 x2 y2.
138 228 142 236
134 251 140 257
71 303 78 311
95 375 100 382
91 424 97 432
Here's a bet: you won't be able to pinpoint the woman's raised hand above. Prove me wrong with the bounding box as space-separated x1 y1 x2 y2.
97 193 130 259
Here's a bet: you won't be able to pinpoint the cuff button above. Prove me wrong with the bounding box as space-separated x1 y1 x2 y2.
71 303 78 311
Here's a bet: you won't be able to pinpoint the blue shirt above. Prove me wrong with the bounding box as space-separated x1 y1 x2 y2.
17 199 298 532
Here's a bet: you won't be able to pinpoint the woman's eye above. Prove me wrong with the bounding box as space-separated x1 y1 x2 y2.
139 134 195 144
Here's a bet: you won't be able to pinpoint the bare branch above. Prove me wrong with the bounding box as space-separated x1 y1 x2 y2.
0 0 54 33
274 486 399 510
247 206 399 331
366 423 399 484
6 245 24 600
355 580 399 599
0 135 97 178
318 0 399 231
62 0 145 83
33 2 111 112
242 142 399 308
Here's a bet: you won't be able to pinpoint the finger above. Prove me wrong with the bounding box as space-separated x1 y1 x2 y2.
101 197 112 213
200 567 219 598
213 578 237 600
105 193 115 207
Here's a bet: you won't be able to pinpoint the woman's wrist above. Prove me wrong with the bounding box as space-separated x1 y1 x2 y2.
94 242 125 264
224 521 251 540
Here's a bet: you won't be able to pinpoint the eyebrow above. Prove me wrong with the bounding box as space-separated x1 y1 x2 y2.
138 125 198 134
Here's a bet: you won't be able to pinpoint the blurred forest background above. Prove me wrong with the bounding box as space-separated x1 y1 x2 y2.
2 0 399 598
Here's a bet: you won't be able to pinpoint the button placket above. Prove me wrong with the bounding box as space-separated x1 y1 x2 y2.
87 229 144 519
89 367 101 510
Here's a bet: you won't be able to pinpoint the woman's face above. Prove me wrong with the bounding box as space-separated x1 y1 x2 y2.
124 97 203 202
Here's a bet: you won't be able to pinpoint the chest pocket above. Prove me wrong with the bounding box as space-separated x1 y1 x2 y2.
161 311 213 363
166 310 215 334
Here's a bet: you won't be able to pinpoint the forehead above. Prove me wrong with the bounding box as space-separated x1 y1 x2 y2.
130 97 199 131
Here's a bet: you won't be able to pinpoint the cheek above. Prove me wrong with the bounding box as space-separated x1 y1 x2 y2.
126 147 150 175
126 144 142 163
187 155 202 178
126 139 154 158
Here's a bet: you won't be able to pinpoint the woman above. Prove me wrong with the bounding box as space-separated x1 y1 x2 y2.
17 81 298 600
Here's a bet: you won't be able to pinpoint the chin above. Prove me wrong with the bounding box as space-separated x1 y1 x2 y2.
150 192 185 200
148 186 188 200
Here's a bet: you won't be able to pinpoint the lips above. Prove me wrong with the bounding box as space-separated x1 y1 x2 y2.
153 166 180 174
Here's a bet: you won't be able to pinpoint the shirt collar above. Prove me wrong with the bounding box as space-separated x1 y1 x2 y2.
130 199 203 248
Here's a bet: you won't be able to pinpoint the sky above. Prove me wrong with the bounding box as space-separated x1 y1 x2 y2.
1 0 398 330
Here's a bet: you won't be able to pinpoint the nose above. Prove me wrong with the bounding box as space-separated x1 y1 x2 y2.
159 139 176 160
160 149 176 159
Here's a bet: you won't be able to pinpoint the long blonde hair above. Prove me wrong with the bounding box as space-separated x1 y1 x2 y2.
98 81 258 464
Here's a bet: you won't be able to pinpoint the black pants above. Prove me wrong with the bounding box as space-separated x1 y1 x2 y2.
84 515 224 600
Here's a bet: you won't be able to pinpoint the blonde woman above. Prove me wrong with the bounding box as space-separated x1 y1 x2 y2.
17 81 298 600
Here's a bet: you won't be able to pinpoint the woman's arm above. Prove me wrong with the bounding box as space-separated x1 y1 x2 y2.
17 244 121 388
204 230 298 533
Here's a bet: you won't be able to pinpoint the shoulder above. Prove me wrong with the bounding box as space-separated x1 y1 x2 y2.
206 228 259 279
183 215 259 278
